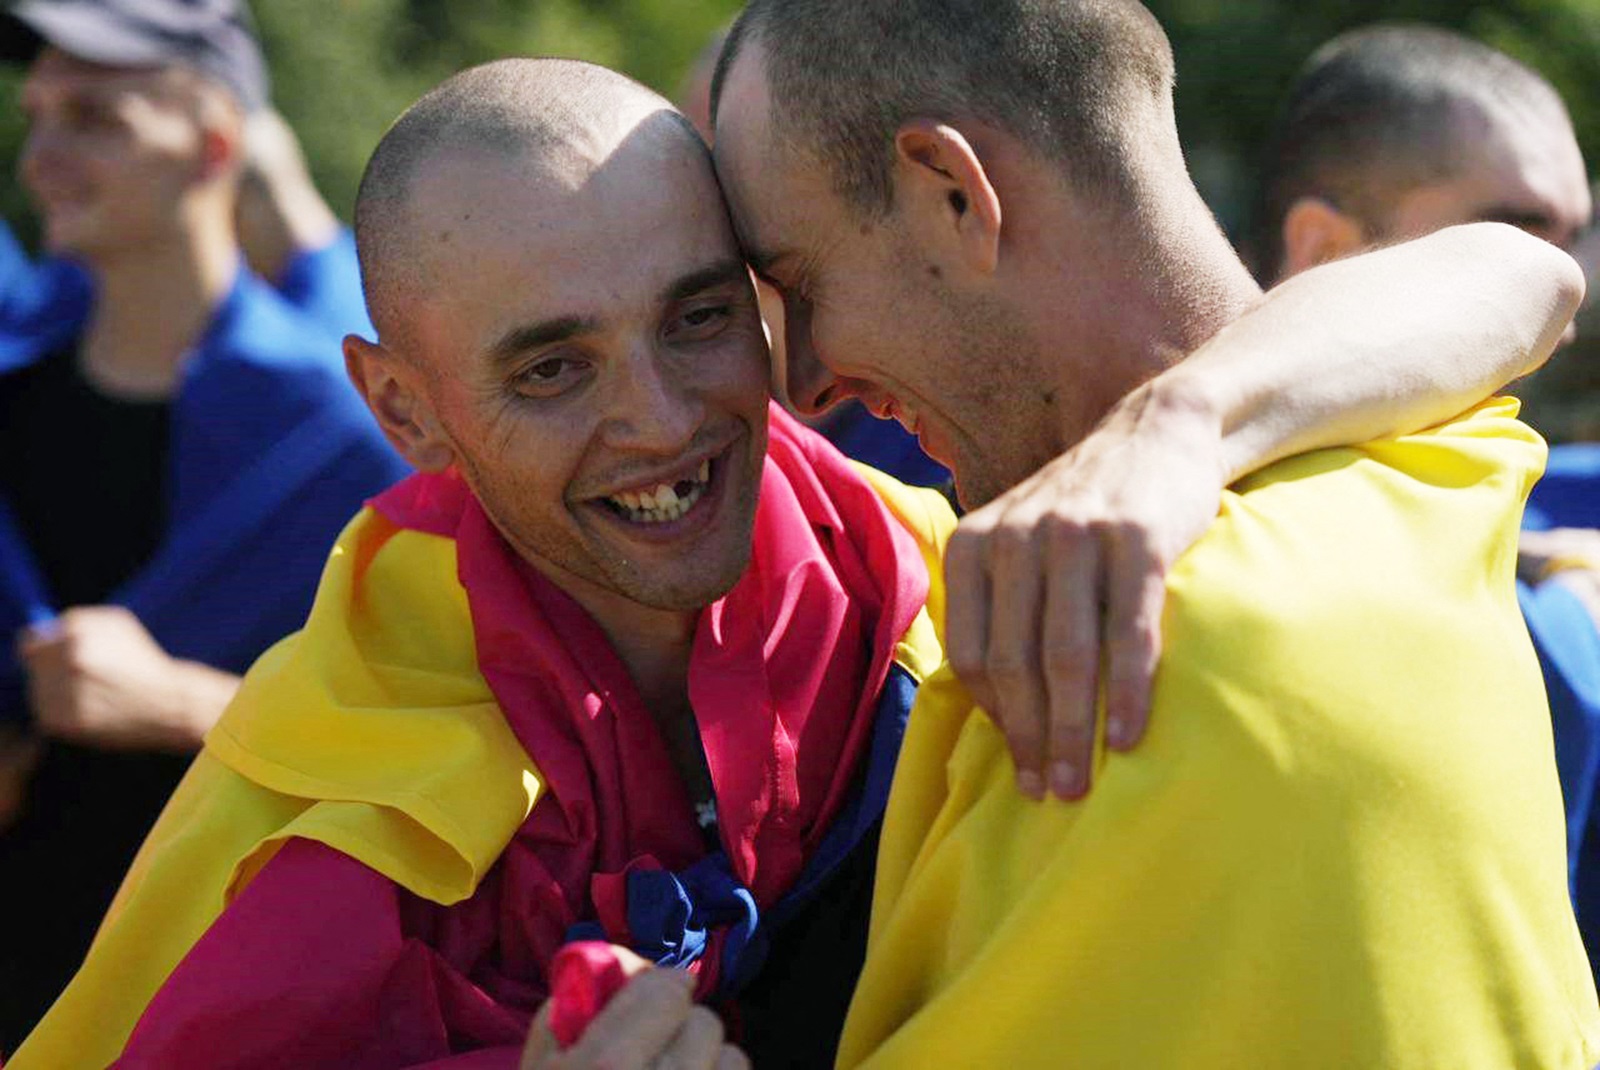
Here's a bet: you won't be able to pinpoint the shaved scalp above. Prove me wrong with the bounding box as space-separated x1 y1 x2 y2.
712 0 1176 217
354 58 689 348
1250 23 1574 280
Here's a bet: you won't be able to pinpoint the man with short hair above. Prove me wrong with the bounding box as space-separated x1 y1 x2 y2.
16 50 1588 1070
709 1 1600 1065
0 0 407 1045
1250 23 1589 286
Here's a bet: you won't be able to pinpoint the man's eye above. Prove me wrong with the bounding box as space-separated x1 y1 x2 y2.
512 356 586 396
670 304 733 341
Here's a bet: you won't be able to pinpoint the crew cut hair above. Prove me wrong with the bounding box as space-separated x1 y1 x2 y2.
353 57 681 346
1249 22 1571 281
712 0 1176 217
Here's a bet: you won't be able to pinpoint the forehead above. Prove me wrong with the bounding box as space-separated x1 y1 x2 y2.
407 122 741 354
712 44 831 268
1443 100 1591 231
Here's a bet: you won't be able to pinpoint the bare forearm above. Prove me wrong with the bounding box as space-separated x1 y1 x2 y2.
168 661 241 751
1151 222 1584 483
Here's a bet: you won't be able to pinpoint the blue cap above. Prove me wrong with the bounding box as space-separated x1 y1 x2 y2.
1 0 269 111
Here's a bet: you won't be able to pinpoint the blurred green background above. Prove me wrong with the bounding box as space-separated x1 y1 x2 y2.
3 0 1599 431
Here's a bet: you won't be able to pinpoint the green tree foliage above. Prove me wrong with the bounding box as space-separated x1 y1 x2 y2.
255 0 743 219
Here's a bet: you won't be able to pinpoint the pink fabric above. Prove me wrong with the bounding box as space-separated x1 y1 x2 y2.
547 942 628 1048
114 405 929 1068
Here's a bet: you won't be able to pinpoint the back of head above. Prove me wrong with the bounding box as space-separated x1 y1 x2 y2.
354 57 684 347
1250 22 1571 281
713 0 1177 217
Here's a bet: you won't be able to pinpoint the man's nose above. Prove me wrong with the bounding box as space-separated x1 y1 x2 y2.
782 302 838 415
604 344 705 453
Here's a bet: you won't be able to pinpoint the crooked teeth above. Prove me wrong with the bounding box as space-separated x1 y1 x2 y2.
606 460 714 525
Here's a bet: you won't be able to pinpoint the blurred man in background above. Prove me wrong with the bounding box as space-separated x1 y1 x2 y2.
1249 24 1588 286
1252 22 1600 975
0 0 407 1046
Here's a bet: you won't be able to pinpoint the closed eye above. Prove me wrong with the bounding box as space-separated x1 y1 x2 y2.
666 302 735 344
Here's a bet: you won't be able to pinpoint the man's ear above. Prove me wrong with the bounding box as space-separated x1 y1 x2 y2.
343 335 456 472
1279 196 1368 279
892 120 1003 276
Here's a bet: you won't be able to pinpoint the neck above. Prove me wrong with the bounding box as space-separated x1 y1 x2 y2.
80 213 239 401
600 603 699 719
1020 159 1261 459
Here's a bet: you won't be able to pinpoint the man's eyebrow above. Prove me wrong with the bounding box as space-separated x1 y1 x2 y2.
661 259 750 304
486 315 600 367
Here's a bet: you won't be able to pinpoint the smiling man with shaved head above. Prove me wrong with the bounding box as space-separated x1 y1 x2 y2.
12 43 1595 1069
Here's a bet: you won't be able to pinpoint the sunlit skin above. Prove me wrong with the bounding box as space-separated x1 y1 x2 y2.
1280 97 1591 352
713 105 1036 507
1379 101 1591 253
711 41 1174 510
19 47 212 262
347 110 772 659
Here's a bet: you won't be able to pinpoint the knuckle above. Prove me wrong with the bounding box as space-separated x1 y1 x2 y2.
685 1005 725 1039
985 653 1035 683
1004 720 1045 756
1048 715 1095 751
1041 640 1093 677
1041 513 1090 549
947 643 985 681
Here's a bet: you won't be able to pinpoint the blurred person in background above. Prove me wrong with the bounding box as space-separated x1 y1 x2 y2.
236 105 374 339
0 0 407 1048
1251 22 1600 974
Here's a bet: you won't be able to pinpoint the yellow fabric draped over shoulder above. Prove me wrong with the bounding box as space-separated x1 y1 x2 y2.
840 399 1600 1070
11 507 543 1070
15 467 956 1070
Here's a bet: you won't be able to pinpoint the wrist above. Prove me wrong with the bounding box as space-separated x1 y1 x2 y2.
1128 368 1232 484
168 660 239 751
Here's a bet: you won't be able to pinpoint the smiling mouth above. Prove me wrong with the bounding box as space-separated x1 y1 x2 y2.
600 458 714 525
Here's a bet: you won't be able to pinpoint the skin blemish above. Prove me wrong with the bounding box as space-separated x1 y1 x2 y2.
927 264 943 279
1042 390 1057 406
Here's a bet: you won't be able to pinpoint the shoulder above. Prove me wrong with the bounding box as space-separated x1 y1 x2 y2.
207 499 538 902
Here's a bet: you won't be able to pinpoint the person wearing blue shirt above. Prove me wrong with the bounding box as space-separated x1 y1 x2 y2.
0 0 409 1047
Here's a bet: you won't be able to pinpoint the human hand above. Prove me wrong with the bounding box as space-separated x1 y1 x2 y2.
17 605 237 753
520 946 747 1070
1518 528 1600 585
944 380 1227 800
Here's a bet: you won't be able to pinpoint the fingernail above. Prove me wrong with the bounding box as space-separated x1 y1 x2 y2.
1050 762 1080 799
1016 770 1045 800
1107 717 1129 749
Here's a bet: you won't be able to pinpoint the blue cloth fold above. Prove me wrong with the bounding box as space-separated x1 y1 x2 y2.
0 267 410 724
564 663 917 997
